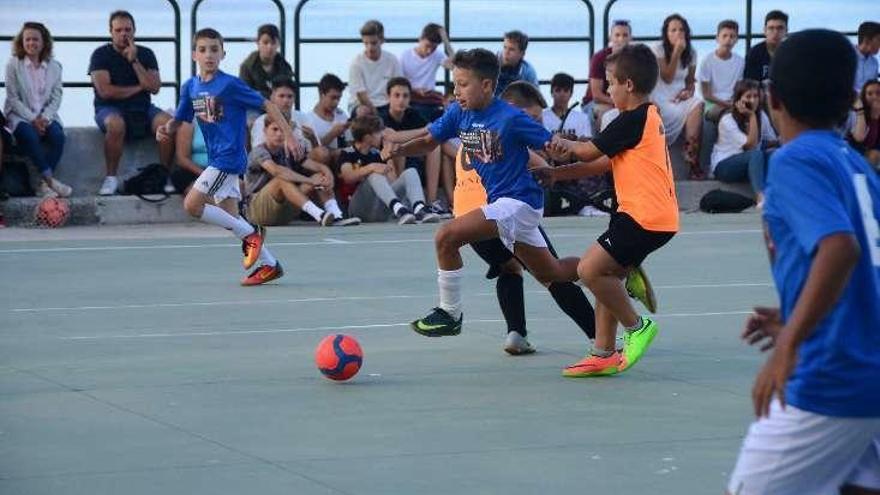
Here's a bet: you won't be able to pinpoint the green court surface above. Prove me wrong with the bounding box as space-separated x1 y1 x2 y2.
0 214 775 494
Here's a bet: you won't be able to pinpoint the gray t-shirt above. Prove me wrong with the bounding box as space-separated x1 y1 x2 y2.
245 144 309 197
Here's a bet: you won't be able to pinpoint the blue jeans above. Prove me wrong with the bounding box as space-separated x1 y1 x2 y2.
714 148 769 193
13 121 65 176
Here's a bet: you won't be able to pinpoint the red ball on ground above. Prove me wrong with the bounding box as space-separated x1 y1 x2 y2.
315 334 363 381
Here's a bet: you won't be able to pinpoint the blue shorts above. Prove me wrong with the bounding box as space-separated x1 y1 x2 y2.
94 104 165 134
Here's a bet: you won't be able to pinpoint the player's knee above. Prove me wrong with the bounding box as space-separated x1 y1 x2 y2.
434 223 462 252
183 193 204 217
577 258 597 285
104 116 125 137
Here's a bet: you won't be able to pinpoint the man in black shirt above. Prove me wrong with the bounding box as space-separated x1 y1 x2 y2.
744 10 788 83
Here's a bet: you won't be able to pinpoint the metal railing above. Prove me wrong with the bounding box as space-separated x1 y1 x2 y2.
190 0 286 76
292 0 595 109
0 0 181 101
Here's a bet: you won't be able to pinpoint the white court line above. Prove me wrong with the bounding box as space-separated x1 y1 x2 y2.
9 282 772 313
0 229 761 254
60 311 752 341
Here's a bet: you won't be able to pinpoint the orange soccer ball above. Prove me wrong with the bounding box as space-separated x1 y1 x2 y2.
34 197 70 228
315 334 363 381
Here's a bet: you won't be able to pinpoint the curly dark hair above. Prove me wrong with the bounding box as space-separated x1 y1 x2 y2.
13 22 53 61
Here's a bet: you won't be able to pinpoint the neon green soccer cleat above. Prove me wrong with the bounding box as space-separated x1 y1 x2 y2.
620 317 659 372
411 307 463 337
625 265 657 314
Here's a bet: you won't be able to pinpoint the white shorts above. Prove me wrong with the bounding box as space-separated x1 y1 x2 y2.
192 166 241 203
480 197 546 251
728 401 880 495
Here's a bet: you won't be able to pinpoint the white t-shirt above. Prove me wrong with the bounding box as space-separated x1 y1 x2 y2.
348 50 401 108
250 111 311 150
303 107 350 150
542 107 593 139
711 111 777 170
399 47 447 91
698 51 745 103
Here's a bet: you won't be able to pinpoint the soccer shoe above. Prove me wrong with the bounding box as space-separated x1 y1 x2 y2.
620 317 659 372
504 331 536 355
332 216 362 226
241 226 265 269
625 265 657 314
241 262 284 286
562 352 622 377
320 211 335 226
410 307 463 337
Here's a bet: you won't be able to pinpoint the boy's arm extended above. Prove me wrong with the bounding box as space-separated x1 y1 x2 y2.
385 133 440 159
263 100 304 160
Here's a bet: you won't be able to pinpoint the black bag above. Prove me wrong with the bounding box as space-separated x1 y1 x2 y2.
122 163 169 201
699 189 755 213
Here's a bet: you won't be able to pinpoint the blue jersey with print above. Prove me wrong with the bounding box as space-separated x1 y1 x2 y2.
428 98 551 209
763 130 880 417
175 71 265 174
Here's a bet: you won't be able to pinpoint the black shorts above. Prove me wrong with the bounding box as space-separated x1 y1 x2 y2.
597 213 674 268
469 226 558 279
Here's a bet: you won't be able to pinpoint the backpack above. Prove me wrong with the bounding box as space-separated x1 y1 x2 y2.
122 163 169 201
699 189 755 213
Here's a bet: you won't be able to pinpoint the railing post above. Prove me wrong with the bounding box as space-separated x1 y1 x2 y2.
745 0 753 51
166 0 181 101
293 0 312 110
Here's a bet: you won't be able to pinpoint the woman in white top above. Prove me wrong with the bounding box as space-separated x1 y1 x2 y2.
652 14 704 179
711 79 778 204
4 22 69 197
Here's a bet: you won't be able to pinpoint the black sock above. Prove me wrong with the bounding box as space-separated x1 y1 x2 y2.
496 272 526 336
549 282 596 340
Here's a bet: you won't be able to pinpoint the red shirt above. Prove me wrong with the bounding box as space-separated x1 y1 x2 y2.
582 47 612 105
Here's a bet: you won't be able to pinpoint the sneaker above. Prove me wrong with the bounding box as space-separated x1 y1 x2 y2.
320 211 335 226
429 200 453 219
333 216 361 226
562 352 622 377
620 317 659 372
35 182 59 198
625 265 657 314
163 177 176 194
504 331 536 355
241 227 265 269
396 209 416 225
48 178 72 197
415 209 441 224
98 176 118 196
241 262 284 286
410 307 463 337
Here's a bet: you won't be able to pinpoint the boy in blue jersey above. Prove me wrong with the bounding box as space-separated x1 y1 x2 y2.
157 28 300 286
727 30 880 495
386 48 581 336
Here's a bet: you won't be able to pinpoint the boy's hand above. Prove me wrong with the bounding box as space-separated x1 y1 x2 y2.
546 135 573 161
752 334 797 418
311 174 331 188
285 135 305 161
370 163 391 175
531 167 557 187
156 121 172 143
741 306 782 352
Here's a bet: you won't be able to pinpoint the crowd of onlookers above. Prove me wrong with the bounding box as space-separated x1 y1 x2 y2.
0 9 878 227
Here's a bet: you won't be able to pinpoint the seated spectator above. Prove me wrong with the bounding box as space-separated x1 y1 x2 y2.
4 22 69 198
699 20 745 122
652 13 704 179
88 10 174 196
239 24 294 99
854 21 880 94
400 23 454 122
710 79 778 205
744 10 788 84
850 80 880 168
348 20 401 115
245 114 357 227
378 77 451 216
336 115 439 224
304 73 351 165
495 30 538 96
250 77 312 152
582 19 631 125
171 119 207 194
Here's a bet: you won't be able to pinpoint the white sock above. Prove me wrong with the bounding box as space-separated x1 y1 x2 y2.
413 201 426 214
302 201 324 222
438 268 463 319
257 246 277 267
392 201 406 216
200 204 254 239
324 199 344 219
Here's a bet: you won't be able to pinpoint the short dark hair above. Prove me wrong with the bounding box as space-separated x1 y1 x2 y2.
270 76 296 93
318 73 346 94
193 28 224 49
360 20 384 38
13 22 53 61
257 24 280 42
386 76 412 95
109 10 135 31
500 81 547 109
452 48 500 87
550 72 575 92
350 115 383 142
606 43 659 95
770 29 855 128
717 19 739 34
504 30 529 52
421 23 443 44
765 10 788 26
858 21 880 44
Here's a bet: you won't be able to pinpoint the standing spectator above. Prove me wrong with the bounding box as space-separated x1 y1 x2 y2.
652 13 704 178
850 80 880 168
699 20 745 122
582 19 631 125
239 24 294 99
4 22 69 197
171 119 207 194
304 73 351 165
250 78 311 152
495 30 538 96
400 23 454 121
348 20 401 115
88 10 174 196
743 10 788 84
854 21 880 94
